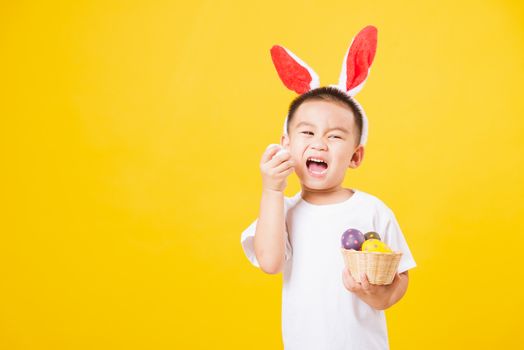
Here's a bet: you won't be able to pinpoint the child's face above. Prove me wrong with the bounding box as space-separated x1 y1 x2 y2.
281 100 364 191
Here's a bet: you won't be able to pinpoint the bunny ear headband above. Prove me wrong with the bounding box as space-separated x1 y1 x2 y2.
270 25 377 146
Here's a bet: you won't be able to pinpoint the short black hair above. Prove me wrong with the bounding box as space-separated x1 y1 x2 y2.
286 86 363 145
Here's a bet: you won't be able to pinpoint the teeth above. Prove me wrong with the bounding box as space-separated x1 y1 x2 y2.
308 157 326 163
310 168 328 175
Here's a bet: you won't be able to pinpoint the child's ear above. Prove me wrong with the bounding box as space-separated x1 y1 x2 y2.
281 134 290 148
348 145 365 169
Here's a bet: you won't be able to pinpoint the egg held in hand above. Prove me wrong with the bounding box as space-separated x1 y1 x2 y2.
341 228 366 250
361 239 393 253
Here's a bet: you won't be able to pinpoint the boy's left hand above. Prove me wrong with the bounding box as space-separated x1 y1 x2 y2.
342 268 406 310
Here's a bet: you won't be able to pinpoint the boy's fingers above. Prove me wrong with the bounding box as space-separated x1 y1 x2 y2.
274 160 294 174
266 150 291 168
342 268 360 292
276 167 294 179
261 144 281 164
278 166 295 177
360 273 370 291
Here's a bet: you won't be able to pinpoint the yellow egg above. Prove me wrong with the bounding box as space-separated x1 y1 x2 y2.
361 239 393 253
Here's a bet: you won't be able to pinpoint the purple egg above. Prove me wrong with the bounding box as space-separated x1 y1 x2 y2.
341 228 365 250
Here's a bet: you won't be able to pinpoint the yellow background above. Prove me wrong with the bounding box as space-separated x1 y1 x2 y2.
2 0 523 348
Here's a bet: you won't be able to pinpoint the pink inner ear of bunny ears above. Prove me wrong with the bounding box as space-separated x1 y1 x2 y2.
270 45 319 94
344 25 377 93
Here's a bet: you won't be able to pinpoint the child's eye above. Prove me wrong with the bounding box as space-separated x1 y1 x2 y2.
301 131 314 135
329 135 342 139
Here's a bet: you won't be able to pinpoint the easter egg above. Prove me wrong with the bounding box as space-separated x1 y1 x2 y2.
275 148 289 157
341 229 366 250
364 231 381 241
362 239 393 253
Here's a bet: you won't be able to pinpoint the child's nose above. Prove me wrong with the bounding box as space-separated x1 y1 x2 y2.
311 139 327 151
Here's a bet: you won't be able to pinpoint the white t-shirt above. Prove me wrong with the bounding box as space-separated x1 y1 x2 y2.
240 189 417 350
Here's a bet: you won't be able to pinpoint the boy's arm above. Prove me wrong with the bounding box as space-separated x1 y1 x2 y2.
254 145 295 275
342 269 410 310
384 271 409 309
254 189 286 274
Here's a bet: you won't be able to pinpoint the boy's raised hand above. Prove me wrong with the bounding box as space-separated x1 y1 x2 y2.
260 144 295 192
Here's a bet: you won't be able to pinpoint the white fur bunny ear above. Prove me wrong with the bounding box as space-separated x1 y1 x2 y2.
270 45 320 94
338 25 378 96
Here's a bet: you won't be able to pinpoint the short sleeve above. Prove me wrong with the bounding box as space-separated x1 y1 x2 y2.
240 218 292 268
381 209 417 273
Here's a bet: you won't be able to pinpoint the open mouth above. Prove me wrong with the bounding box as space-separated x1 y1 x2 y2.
306 157 328 176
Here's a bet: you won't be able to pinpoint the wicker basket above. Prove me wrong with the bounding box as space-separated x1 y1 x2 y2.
341 248 402 285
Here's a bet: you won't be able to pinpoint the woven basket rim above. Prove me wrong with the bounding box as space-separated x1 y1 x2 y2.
340 247 402 255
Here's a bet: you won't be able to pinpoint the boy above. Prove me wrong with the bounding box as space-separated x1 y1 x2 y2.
241 27 416 349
